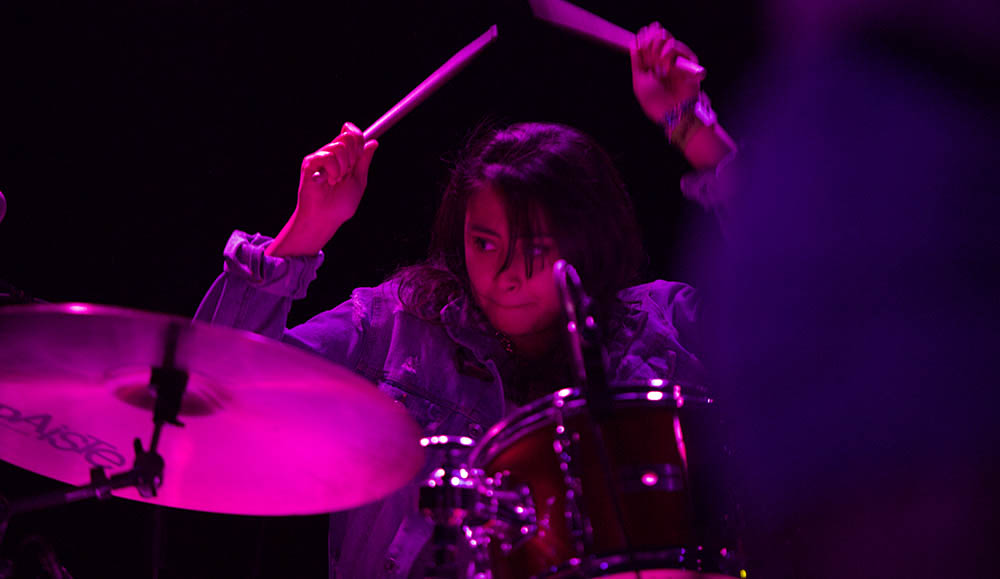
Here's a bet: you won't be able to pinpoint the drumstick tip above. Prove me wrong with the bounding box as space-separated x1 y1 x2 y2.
676 56 706 79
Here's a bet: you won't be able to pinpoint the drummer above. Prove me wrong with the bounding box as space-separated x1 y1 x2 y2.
196 23 736 579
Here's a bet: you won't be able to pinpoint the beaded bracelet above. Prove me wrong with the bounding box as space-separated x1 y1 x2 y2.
662 91 717 150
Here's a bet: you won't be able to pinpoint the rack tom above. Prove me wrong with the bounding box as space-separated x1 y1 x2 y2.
467 382 743 578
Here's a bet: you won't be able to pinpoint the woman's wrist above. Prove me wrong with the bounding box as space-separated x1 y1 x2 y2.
658 91 737 171
265 209 343 257
680 121 737 171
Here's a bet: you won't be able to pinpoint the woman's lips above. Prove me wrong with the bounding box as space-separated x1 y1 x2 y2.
487 297 533 308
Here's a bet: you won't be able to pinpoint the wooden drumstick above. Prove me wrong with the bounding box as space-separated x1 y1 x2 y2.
528 0 705 78
312 25 499 183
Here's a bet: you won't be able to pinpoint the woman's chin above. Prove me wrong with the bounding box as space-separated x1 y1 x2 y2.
487 311 541 337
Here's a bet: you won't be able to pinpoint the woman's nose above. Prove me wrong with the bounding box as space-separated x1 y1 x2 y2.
496 253 525 291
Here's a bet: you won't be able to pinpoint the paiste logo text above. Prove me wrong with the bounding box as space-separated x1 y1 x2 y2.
0 402 127 468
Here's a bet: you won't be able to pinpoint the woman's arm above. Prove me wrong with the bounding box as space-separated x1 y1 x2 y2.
195 121 379 360
630 22 738 173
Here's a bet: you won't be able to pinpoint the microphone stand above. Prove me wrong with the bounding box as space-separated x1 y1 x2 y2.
553 261 640 578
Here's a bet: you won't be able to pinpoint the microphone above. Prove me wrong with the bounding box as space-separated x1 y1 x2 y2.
553 260 612 420
554 260 587 386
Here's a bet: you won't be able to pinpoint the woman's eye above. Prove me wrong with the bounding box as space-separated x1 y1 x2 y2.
474 237 497 252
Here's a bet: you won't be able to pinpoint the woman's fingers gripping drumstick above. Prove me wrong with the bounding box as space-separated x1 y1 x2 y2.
636 23 700 81
528 0 705 79
630 23 702 124
304 123 373 188
311 25 499 183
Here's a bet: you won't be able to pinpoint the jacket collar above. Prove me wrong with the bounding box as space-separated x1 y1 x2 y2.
439 294 511 363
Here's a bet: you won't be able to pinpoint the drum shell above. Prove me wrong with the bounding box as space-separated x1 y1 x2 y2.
470 387 738 578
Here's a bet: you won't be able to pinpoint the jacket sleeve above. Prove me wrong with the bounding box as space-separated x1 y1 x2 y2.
679 148 740 239
194 229 369 372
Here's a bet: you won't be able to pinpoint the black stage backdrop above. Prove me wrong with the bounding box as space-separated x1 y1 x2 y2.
0 1 755 577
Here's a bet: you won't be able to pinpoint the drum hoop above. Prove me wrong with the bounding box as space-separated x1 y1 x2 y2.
467 387 581 467
468 382 713 468
531 547 741 578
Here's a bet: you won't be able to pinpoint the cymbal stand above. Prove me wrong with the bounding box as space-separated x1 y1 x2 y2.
419 437 482 579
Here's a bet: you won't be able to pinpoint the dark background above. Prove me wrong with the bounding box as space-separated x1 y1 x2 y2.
0 1 757 577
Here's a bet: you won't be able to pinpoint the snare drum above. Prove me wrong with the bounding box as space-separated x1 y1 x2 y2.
467 383 742 579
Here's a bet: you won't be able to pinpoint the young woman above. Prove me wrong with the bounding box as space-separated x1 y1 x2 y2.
196 23 736 579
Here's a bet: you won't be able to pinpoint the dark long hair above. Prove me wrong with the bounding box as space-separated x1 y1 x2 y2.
394 122 645 332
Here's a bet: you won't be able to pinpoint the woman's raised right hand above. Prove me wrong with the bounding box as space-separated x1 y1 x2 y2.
298 122 379 226
266 122 378 257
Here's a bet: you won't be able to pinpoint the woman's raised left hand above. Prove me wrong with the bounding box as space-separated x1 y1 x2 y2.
630 22 704 124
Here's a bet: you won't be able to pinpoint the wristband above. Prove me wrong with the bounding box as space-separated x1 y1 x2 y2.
662 91 717 149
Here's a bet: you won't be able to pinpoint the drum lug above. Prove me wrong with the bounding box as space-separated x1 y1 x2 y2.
553 419 591 556
481 471 538 552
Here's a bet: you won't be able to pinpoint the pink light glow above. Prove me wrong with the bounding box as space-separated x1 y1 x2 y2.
650 378 664 387
674 384 684 408
674 415 689 471
641 471 659 486
557 388 572 397
67 304 90 313
647 391 664 401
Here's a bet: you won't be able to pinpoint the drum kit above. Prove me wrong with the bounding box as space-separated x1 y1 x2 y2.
0 297 746 578
418 385 744 579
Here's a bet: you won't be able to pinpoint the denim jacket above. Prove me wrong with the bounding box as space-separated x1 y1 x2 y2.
194 232 705 577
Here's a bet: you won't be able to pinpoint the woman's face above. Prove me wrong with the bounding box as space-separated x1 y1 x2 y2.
464 185 564 348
